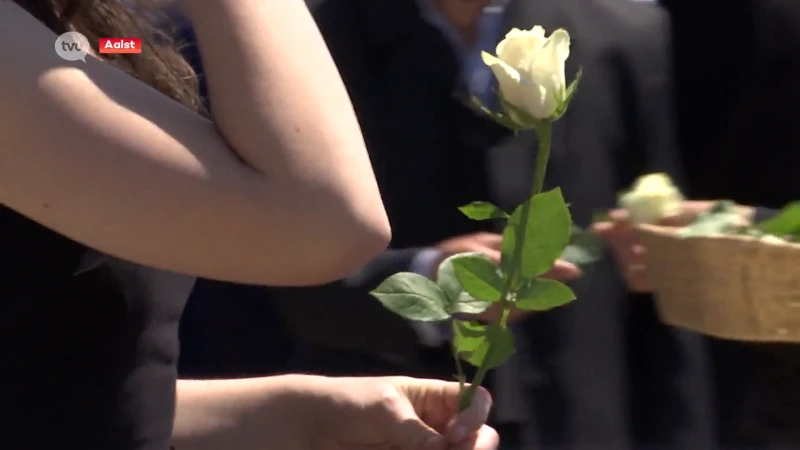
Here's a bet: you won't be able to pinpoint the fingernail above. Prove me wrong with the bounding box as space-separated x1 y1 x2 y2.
473 388 492 417
424 434 445 449
481 397 492 419
450 424 468 442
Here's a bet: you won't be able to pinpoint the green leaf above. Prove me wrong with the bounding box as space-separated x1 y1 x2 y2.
561 225 604 267
552 68 583 121
516 278 576 311
470 95 526 130
453 321 515 369
453 320 487 353
679 200 742 237
437 255 463 304
756 201 800 238
500 96 540 129
459 201 510 220
436 254 493 315
371 272 451 321
452 254 505 302
455 293 495 314
501 188 573 278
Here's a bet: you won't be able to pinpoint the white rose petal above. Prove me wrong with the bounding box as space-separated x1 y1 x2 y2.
619 173 684 225
761 235 788 245
481 52 527 115
481 26 572 121
496 27 546 69
631 173 675 192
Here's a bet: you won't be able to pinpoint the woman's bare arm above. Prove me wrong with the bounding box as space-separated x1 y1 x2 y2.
171 377 315 450
0 0 389 285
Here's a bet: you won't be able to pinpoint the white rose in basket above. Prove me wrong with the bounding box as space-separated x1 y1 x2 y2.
481 26 572 123
619 173 684 225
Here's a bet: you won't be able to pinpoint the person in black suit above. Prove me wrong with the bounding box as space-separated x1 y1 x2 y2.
270 0 718 449
661 0 800 446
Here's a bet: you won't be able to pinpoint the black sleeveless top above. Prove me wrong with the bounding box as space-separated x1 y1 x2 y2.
0 206 195 449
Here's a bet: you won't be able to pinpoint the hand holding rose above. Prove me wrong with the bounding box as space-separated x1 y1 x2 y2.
315 377 499 450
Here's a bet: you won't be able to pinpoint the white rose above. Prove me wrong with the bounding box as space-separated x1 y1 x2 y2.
619 173 684 225
481 26 571 121
761 234 789 245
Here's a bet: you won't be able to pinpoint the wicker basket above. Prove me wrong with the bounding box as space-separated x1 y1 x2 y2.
637 224 800 342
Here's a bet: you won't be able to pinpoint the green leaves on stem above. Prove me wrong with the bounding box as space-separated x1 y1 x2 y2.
372 254 500 322
470 95 526 132
371 119 598 412
376 250 584 321
551 68 583 121
680 200 742 237
451 254 504 302
516 278 576 311
453 321 514 370
677 200 800 243
756 201 800 240
459 202 510 220
501 188 572 278
371 273 452 321
438 254 497 314
371 186 577 362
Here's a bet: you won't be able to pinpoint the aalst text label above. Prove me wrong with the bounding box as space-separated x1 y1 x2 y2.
98 38 142 54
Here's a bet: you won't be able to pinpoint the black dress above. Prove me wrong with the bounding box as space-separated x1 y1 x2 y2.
0 206 195 449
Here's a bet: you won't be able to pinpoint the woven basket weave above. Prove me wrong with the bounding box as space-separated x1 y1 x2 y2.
637 224 800 342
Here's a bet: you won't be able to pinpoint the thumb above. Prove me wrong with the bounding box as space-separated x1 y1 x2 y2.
543 260 582 281
589 220 616 238
391 378 493 445
388 397 448 450
476 247 502 265
608 208 631 223
446 385 493 443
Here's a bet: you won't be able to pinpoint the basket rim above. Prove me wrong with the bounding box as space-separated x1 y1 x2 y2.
636 223 800 251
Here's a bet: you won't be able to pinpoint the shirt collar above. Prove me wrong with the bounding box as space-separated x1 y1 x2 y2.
415 0 509 54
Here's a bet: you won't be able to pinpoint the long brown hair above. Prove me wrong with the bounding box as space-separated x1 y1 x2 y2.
14 0 202 111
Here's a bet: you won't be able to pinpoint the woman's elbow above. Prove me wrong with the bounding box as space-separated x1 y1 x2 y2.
324 206 392 279
351 209 392 260
279 200 390 286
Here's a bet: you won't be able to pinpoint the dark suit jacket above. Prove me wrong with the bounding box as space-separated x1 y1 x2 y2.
271 0 717 448
665 0 800 208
